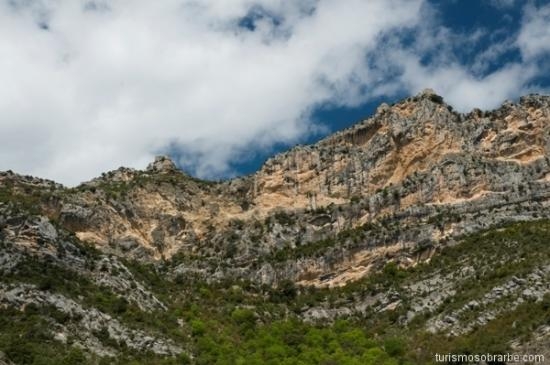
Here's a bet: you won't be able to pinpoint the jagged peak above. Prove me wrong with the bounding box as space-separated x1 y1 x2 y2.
417 88 437 97
0 170 63 190
146 155 178 173
313 90 453 150
519 93 550 108
413 88 446 104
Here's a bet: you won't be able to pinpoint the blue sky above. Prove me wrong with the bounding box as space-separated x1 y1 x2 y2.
232 0 550 177
1 0 549 185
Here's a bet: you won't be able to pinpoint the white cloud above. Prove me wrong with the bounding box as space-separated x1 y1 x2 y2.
470 35 516 75
0 0 549 185
376 2 550 112
517 3 550 61
0 0 423 185
396 58 537 110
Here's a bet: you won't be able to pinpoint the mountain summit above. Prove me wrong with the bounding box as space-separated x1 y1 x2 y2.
146 156 178 173
1 92 550 363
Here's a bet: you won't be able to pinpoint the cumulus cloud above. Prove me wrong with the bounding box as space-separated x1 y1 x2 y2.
396 59 537 110
0 0 549 185
376 1 550 111
517 3 550 61
0 0 423 185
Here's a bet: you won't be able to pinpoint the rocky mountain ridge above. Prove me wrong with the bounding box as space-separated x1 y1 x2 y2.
4 89 550 285
2 90 550 363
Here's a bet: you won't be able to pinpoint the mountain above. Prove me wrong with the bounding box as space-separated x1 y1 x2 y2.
1 90 549 364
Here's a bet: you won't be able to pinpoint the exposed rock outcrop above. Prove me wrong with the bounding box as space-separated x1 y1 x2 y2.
3 91 550 288
2 91 550 362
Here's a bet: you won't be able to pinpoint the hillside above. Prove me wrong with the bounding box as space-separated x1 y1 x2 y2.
1 90 550 364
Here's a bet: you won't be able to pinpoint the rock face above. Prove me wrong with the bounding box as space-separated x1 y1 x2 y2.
252 91 549 212
0 283 181 357
2 91 550 286
146 156 178 173
2 90 550 362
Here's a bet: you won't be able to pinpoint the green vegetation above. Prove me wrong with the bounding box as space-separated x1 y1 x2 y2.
267 221 384 262
61 168 218 202
412 295 550 363
191 319 403 365
0 183 54 215
1 217 550 364
0 307 90 365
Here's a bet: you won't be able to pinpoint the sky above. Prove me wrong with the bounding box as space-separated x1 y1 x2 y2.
1 0 549 186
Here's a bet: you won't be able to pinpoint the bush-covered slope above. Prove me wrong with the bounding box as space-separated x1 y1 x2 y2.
1 219 549 364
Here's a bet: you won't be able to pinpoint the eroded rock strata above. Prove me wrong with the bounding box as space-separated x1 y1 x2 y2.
2 90 550 362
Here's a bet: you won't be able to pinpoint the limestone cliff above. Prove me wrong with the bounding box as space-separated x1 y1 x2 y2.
2 90 550 362
7 89 546 287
